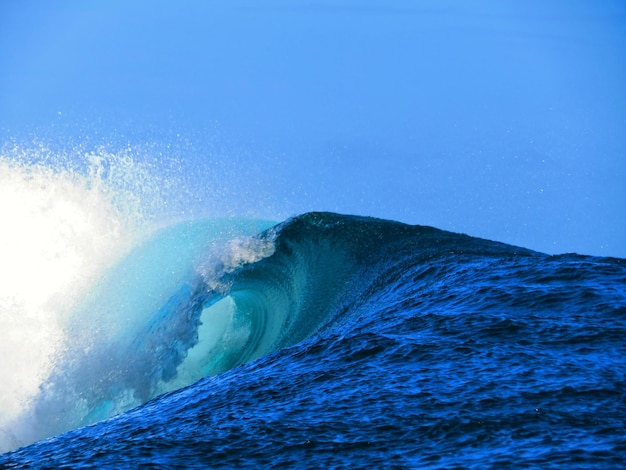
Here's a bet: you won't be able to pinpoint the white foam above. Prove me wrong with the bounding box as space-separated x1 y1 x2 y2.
0 146 155 452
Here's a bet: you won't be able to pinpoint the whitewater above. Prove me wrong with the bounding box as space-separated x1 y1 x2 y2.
0 144 275 449
0 150 140 444
0 146 625 468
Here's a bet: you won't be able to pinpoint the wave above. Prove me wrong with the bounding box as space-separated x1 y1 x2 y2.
2 207 624 465
0 171 538 453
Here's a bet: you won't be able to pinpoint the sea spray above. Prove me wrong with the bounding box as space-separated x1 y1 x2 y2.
0 142 170 451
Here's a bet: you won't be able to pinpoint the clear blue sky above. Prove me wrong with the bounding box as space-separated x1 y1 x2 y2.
1 0 625 257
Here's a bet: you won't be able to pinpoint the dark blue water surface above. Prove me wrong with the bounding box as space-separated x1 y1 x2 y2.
1 212 625 468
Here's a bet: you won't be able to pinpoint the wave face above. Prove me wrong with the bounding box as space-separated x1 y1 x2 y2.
1 211 625 467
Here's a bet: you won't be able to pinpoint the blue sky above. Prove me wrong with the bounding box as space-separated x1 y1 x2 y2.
1 0 625 257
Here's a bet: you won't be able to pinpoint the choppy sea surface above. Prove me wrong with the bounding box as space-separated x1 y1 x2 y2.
1 209 624 468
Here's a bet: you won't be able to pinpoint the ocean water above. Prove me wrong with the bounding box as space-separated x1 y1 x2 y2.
0 153 625 468
1 1 625 467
